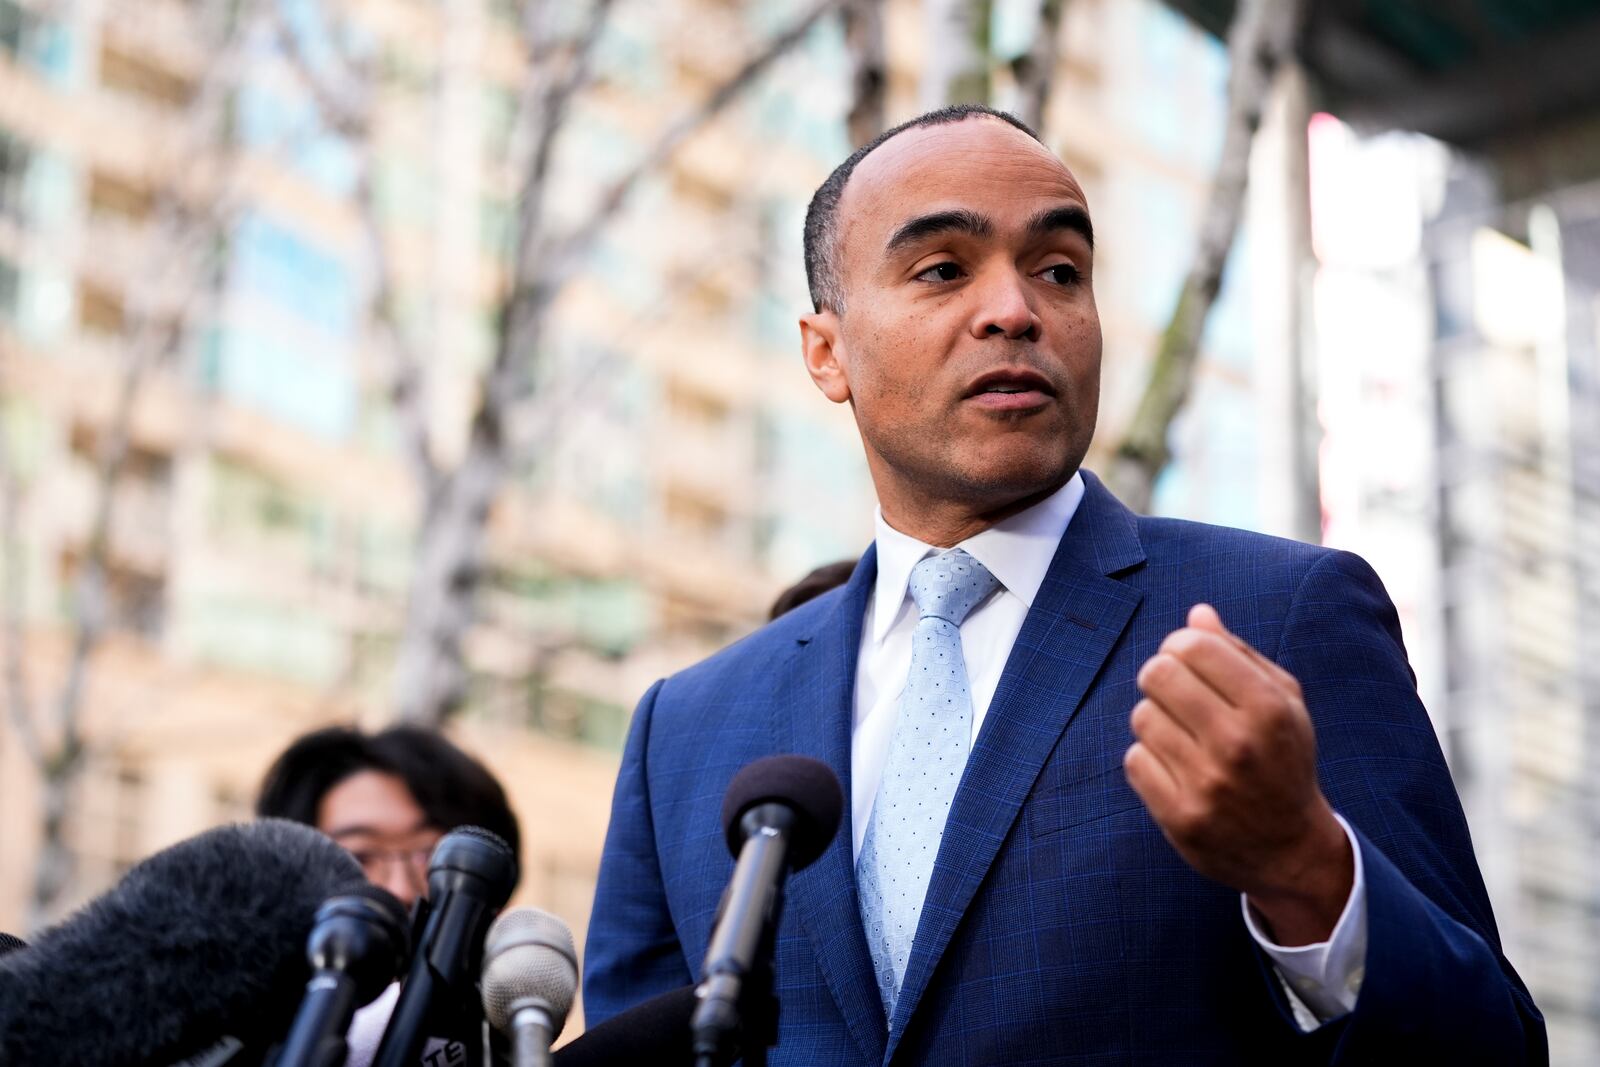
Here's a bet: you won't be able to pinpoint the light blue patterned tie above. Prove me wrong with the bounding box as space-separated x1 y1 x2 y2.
857 548 1000 1016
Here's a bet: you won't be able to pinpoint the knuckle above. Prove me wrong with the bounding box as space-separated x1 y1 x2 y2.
1241 685 1289 724
1193 764 1228 805
1217 726 1258 770
1129 699 1153 734
1209 723 1248 771
1170 800 1207 840
1139 654 1174 690
1264 704 1301 747
1161 629 1199 657
1123 742 1146 777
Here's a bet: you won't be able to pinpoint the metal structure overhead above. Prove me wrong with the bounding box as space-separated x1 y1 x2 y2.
1165 0 1600 146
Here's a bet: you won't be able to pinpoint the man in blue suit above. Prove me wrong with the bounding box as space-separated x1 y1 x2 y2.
583 105 1545 1064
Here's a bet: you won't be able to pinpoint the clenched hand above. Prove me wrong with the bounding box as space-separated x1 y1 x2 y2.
1124 603 1353 946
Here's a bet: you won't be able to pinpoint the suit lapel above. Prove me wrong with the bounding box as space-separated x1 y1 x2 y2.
885 473 1147 1054
772 546 889 1066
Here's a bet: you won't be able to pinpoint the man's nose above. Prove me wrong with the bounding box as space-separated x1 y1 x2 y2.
970 269 1041 341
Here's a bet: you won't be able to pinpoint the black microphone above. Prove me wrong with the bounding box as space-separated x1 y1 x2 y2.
691 755 843 1067
0 819 365 1067
0 933 24 957
372 825 518 1067
274 883 410 1067
551 985 697 1066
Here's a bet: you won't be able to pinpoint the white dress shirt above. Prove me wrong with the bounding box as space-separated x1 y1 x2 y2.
850 473 1365 1028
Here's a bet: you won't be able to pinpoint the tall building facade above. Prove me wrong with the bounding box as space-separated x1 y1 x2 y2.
0 0 1270 1033
1310 115 1600 1062
1425 171 1600 1066
0 0 873 952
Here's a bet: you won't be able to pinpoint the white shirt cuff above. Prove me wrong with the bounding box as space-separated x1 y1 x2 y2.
1240 813 1367 1031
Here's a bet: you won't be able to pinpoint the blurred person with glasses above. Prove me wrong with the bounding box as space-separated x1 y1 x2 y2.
255 724 521 910
255 725 522 1065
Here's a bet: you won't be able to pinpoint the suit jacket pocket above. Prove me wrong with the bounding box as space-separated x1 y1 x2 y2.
1027 763 1146 837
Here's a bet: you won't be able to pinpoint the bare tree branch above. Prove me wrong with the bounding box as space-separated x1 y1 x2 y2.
21 0 266 930
920 0 993 108
358 160 444 497
269 0 446 497
0 387 44 770
547 0 848 287
843 0 888 147
524 0 616 213
264 1 367 140
390 0 626 725
1011 0 1066 131
392 0 842 724
1106 0 1306 513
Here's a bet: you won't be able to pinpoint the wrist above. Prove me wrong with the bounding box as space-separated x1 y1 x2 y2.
1246 806 1353 946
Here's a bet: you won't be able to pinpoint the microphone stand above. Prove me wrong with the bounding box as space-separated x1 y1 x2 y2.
735 900 780 1067
693 814 790 1067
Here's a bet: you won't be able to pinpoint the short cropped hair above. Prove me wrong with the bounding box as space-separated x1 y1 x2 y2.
802 104 1043 313
256 725 521 864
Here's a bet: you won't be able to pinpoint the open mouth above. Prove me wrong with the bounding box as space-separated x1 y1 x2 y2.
964 368 1057 409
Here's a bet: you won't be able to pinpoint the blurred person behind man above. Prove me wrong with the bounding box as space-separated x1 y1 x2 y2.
769 560 857 620
256 724 522 909
256 725 522 1066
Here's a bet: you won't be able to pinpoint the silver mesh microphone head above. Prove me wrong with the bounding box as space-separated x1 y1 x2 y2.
481 907 579 1033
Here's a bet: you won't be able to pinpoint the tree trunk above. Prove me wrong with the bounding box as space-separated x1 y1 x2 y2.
1105 0 1306 513
25 744 81 933
921 0 993 108
9 0 256 929
390 0 846 726
843 0 888 147
1011 0 1066 132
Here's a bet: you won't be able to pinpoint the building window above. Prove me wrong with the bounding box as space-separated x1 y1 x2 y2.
77 280 125 334
99 41 197 109
87 169 153 221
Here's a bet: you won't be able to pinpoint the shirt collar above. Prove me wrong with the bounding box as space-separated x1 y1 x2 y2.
870 472 1086 645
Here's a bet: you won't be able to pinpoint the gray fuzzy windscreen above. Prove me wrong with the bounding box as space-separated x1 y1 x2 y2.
0 818 364 1067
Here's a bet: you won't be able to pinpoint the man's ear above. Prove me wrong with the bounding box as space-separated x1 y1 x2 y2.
800 310 851 404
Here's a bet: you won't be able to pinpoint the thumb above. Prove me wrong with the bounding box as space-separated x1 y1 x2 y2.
1187 602 1229 634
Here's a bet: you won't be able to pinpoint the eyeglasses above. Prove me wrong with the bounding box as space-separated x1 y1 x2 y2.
342 841 440 893
344 844 432 883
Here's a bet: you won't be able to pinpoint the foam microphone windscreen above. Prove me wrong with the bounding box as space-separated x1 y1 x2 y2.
0 819 365 1067
719 754 844 870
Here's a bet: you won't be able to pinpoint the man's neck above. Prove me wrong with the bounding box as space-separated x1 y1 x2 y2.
877 477 1073 547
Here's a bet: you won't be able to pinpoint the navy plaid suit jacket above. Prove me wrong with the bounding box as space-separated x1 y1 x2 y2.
584 472 1545 1065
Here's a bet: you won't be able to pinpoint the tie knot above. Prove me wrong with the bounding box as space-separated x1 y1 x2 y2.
908 548 999 627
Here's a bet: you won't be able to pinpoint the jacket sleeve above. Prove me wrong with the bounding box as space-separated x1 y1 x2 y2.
582 679 695 1025
1272 549 1546 1064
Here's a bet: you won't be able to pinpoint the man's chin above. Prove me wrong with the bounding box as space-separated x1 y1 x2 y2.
947 455 1078 509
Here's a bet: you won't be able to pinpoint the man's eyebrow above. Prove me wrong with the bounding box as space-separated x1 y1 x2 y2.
883 209 994 257
1026 205 1094 250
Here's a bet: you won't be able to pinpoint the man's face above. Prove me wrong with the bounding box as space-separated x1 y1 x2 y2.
801 118 1101 524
